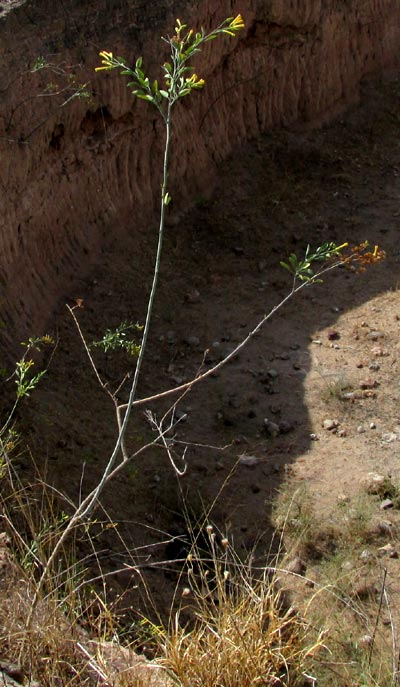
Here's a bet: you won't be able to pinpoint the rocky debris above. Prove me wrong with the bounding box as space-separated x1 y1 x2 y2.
185 289 201 304
286 555 307 576
371 346 389 356
362 472 392 496
264 418 280 437
278 420 293 434
359 378 378 389
378 543 398 558
327 329 340 340
322 418 339 431
381 432 397 444
0 662 26 686
367 330 385 340
238 454 262 467
380 499 394 510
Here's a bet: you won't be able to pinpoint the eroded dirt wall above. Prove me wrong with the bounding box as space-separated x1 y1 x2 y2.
0 0 399 357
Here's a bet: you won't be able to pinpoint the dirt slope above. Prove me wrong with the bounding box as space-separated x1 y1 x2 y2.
1 0 399 357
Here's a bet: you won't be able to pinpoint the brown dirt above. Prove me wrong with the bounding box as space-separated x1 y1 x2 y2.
1 0 400 357
8 70 400 632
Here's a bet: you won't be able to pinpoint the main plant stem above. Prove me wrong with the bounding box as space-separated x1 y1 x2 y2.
24 102 173 633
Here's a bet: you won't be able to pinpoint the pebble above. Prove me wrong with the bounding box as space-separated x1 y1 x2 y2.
327 329 340 340
381 432 397 444
359 378 378 390
369 361 380 371
337 493 350 504
287 555 307 576
312 339 322 345
267 368 279 379
279 420 293 434
370 422 376 429
362 472 387 494
357 425 366 434
371 346 389 356
310 433 319 441
238 454 262 467
367 330 385 340
264 419 280 437
381 499 394 510
337 428 347 437
322 418 339 431
185 289 201 303
378 543 398 558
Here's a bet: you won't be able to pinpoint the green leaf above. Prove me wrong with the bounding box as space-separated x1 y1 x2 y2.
159 90 169 98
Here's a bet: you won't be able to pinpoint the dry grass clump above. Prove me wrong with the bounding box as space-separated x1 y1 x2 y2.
159 527 325 687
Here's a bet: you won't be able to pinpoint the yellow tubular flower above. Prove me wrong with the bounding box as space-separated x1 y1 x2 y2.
230 14 245 30
95 50 114 72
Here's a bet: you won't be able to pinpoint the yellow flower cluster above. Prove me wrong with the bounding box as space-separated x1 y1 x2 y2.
95 51 114 72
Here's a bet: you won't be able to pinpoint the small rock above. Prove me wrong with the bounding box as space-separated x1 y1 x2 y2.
377 520 393 536
381 432 397 444
322 418 339 431
327 329 340 340
310 433 319 441
370 422 376 429
359 378 378 390
278 420 293 434
264 419 280 437
185 289 201 304
287 555 307 576
369 361 380 371
331 306 341 313
238 454 262 467
378 543 398 558
367 330 385 340
362 472 387 495
337 493 350 504
371 346 389 356
337 428 347 437
267 368 279 379
381 499 394 510
357 425 366 434
171 376 184 385
312 339 322 345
